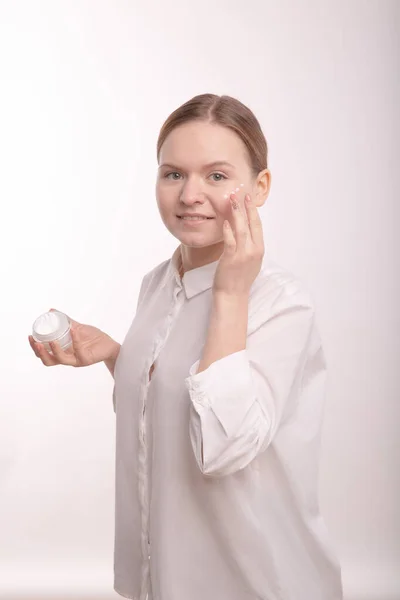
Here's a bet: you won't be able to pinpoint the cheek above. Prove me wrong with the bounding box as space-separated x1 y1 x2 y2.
210 198 231 220
214 180 246 213
222 180 246 195
156 188 175 216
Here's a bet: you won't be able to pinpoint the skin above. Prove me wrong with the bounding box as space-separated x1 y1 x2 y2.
156 120 271 278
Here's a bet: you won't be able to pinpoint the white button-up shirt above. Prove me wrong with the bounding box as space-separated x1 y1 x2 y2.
112 244 343 600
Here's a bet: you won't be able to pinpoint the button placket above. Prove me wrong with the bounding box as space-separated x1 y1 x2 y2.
139 282 184 599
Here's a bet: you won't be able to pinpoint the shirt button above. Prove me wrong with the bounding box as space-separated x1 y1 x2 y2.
194 393 208 408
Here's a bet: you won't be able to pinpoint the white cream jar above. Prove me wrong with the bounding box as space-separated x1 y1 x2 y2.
32 310 72 354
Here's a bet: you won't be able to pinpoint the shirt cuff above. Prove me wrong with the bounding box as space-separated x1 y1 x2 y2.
184 350 257 438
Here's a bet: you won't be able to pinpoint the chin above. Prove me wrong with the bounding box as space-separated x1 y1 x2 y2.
177 237 214 248
179 235 224 249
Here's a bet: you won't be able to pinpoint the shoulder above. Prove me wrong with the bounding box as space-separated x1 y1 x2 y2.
136 256 172 302
143 257 171 287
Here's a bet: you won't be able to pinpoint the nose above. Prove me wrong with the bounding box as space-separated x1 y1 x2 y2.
179 178 205 206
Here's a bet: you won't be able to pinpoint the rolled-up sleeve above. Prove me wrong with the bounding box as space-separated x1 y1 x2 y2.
184 293 316 477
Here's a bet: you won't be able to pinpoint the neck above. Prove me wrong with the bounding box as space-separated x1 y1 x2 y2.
179 242 224 276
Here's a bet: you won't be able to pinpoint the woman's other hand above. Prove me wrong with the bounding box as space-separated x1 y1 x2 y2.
28 309 120 368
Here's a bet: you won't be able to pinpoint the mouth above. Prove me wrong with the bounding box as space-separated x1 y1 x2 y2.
177 216 215 224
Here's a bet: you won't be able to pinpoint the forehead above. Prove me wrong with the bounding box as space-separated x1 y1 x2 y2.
159 121 249 168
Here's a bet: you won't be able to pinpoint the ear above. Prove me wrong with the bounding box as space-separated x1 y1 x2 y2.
255 169 271 208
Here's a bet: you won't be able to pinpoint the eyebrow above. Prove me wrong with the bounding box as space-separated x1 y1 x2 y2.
158 161 236 170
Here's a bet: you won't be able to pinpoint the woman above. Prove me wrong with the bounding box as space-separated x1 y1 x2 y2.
29 94 343 600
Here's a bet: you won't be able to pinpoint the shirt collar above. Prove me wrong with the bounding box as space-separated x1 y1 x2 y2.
164 244 219 300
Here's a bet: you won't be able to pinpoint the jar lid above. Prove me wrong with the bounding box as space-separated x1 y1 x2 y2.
32 310 71 343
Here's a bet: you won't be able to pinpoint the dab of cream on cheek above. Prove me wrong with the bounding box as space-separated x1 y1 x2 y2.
223 182 244 200
32 310 73 354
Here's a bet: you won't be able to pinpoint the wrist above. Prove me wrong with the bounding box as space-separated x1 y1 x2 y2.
104 341 121 366
213 291 249 309
211 291 249 331
108 341 121 362
104 341 121 378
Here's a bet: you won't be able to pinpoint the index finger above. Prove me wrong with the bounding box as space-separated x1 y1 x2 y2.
36 342 60 367
49 340 77 367
28 335 41 358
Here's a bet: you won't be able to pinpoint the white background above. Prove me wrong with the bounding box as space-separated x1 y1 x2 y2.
0 1 399 599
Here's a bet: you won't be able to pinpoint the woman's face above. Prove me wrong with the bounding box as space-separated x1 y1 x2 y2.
156 121 262 249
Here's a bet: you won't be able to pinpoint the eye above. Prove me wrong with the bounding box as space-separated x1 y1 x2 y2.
165 172 182 180
210 172 227 182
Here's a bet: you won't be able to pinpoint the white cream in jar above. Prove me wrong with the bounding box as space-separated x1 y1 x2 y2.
32 310 72 354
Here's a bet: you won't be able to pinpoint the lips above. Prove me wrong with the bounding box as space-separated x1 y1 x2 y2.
177 216 214 219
